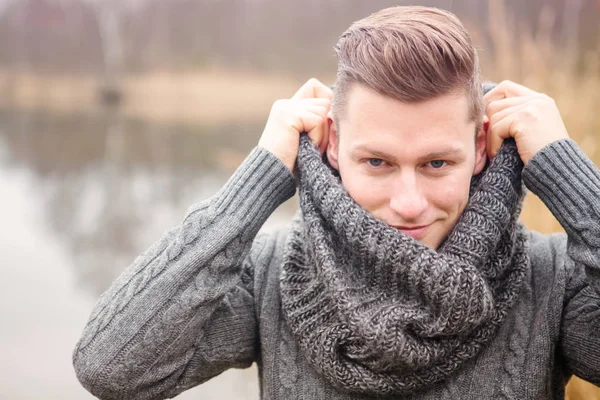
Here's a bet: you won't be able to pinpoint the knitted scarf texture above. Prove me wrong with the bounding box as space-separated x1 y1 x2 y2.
280 130 530 396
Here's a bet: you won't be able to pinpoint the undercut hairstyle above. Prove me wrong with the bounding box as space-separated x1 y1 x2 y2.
332 6 484 133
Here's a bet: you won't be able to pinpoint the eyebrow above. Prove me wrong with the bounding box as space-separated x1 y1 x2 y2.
352 145 464 163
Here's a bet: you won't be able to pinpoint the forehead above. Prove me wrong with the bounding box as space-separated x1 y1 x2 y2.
343 83 471 123
338 84 474 152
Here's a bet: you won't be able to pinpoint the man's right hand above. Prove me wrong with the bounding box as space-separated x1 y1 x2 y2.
258 78 333 172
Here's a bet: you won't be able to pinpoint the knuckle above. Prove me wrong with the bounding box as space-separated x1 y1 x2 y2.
521 106 540 120
314 98 330 107
486 100 499 113
288 116 301 130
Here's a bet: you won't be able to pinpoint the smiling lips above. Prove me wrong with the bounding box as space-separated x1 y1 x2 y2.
394 224 431 239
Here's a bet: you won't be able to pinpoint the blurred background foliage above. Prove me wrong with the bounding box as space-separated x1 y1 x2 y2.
0 0 599 399
0 0 598 75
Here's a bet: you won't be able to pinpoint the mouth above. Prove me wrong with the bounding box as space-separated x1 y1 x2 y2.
393 224 431 240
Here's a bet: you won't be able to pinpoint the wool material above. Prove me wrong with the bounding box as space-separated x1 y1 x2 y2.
280 134 531 396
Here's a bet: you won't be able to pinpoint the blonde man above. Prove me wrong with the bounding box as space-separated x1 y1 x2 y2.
74 6 600 399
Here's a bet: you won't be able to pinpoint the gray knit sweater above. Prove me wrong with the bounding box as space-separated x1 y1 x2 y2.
73 139 600 399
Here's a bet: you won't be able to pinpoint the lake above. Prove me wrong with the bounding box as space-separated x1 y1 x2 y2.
0 107 297 399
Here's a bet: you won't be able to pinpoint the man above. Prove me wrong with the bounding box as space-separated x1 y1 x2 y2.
73 6 600 399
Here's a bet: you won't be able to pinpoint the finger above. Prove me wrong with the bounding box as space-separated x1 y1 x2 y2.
306 108 331 154
296 111 325 137
303 112 327 150
486 114 516 159
305 104 328 117
292 98 330 118
300 98 330 117
296 97 331 108
486 95 536 119
291 79 316 100
484 80 538 109
292 78 332 100
300 101 329 132
488 102 529 127
313 80 333 101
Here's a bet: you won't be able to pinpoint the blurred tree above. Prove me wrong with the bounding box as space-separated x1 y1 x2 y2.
0 0 597 77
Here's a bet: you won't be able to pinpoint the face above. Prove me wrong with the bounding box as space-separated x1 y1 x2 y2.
327 84 487 249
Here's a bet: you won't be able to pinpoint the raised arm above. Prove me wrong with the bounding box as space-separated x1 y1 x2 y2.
523 139 600 384
73 77 332 399
73 148 296 399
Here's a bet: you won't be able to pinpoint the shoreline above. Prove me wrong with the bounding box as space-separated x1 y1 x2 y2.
0 68 316 125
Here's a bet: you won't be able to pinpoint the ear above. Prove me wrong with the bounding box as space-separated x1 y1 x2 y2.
326 114 340 171
473 118 488 175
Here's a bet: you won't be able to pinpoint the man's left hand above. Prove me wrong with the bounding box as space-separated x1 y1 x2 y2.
484 80 570 164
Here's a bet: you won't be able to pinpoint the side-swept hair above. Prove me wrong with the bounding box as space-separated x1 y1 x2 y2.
332 6 483 131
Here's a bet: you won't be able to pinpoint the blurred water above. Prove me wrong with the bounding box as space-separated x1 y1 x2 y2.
0 107 297 399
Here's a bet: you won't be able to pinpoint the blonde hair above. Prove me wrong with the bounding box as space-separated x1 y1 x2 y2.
332 6 483 131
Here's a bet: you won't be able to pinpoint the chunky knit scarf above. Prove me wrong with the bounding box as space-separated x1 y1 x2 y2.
280 131 530 396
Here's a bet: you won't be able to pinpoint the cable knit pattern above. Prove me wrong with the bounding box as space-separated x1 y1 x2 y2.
498 288 529 400
72 135 600 399
278 319 299 397
280 134 530 396
73 147 296 399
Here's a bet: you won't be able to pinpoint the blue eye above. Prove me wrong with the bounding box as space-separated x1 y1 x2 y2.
368 158 384 167
429 160 446 169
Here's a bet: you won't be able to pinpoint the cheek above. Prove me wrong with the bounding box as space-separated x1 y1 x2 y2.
339 168 390 211
428 174 472 214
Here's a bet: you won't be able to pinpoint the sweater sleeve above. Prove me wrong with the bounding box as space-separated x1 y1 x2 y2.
72 147 296 400
522 138 600 384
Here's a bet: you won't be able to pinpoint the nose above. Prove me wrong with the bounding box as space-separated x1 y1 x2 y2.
389 171 429 222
